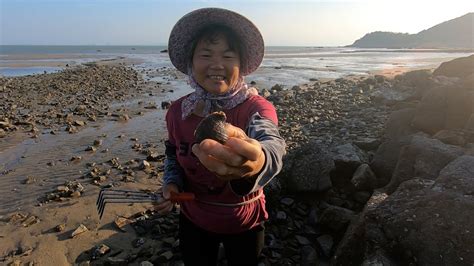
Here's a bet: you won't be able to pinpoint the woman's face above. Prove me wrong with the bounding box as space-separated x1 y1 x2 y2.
192 34 240 95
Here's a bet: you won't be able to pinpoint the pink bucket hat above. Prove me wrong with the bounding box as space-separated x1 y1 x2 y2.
168 8 264 76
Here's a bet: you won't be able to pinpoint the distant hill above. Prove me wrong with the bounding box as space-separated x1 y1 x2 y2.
350 13 474 48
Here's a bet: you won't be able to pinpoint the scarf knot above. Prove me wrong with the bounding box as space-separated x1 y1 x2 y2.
181 73 257 119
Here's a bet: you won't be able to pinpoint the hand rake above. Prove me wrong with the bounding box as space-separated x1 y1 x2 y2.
96 188 195 219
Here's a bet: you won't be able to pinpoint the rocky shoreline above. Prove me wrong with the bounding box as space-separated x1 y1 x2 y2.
1 55 473 265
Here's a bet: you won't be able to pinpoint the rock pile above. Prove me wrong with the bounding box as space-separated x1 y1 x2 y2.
0 64 141 137
265 55 474 265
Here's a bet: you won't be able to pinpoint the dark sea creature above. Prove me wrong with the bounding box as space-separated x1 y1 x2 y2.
194 111 228 144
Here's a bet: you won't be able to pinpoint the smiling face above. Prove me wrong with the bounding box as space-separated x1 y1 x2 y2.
192 34 241 95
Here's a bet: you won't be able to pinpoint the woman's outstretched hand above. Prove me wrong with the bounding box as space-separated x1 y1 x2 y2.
192 123 265 181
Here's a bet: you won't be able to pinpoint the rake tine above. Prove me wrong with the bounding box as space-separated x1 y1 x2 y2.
98 198 157 219
96 189 162 219
96 189 156 209
97 191 151 208
97 189 152 205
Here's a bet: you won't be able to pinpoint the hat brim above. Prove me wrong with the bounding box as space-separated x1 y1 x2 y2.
168 8 264 76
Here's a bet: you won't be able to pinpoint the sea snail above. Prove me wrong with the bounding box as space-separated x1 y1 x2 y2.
194 111 229 144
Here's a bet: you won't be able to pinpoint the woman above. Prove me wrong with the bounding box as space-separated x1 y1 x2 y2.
155 8 286 265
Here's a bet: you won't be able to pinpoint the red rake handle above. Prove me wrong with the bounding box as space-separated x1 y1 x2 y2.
169 191 195 202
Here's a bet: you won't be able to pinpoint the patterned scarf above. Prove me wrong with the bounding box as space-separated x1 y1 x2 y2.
181 70 257 120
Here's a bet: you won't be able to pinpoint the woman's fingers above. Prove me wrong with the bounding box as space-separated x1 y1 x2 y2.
225 124 248 139
198 139 246 166
225 137 262 161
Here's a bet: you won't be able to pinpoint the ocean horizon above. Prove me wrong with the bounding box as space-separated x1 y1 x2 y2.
1 45 473 87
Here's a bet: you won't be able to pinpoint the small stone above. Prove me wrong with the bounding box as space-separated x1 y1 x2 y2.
295 235 311 245
74 120 86 127
22 176 36 184
140 160 151 170
71 224 88 238
133 238 145 248
140 261 155 266
280 197 294 206
157 251 173 261
93 139 102 146
70 191 81 198
55 223 66 232
22 215 40 227
114 217 132 232
70 156 82 161
276 211 287 221
56 186 69 192
92 244 111 259
85 146 97 152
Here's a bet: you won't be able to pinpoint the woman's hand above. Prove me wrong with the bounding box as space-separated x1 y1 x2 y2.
192 124 265 181
154 183 179 214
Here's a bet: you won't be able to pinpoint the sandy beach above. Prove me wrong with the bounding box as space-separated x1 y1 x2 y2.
1 53 473 265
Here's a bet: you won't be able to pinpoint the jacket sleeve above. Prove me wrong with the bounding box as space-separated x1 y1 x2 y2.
163 140 185 190
229 112 286 196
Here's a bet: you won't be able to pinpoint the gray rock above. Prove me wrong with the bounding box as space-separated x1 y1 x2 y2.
316 234 333 257
295 235 311 245
385 135 464 193
434 155 474 194
433 129 466 146
370 135 414 187
319 205 356 232
351 164 377 191
300 245 318 266
384 108 417 140
331 144 369 189
281 141 334 192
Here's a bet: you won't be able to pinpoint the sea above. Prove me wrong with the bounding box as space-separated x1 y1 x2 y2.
1 45 473 89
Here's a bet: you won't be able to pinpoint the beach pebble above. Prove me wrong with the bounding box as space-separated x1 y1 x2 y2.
55 223 66 232
22 176 36 184
92 244 111 259
70 191 81 197
132 238 145 248
140 160 151 169
85 146 97 152
114 217 132 232
93 139 102 146
22 216 40 227
70 156 82 162
71 224 88 238
74 120 86 127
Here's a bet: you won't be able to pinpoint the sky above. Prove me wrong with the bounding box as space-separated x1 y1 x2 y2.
0 0 472 46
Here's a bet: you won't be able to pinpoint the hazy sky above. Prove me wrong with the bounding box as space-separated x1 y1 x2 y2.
1 0 472 46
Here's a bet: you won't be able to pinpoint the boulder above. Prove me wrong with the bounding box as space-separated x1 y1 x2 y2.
433 155 474 195
280 141 334 192
351 164 377 191
411 86 447 134
384 108 417 140
433 129 466 146
336 155 474 266
385 135 464 193
370 135 413 187
433 54 474 79
331 144 369 187
412 82 474 134
331 191 388 266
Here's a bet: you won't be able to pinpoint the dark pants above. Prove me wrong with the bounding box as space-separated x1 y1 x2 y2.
179 213 265 266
